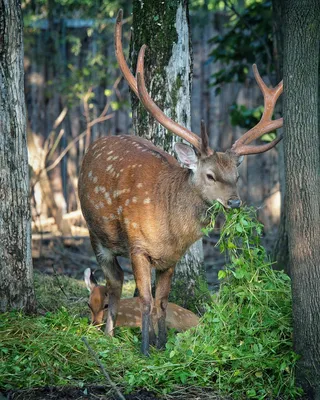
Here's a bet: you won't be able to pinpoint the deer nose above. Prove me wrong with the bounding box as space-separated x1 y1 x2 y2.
227 198 241 209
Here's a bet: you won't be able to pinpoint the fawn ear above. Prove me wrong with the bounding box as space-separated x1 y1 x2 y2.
84 268 97 292
175 143 198 171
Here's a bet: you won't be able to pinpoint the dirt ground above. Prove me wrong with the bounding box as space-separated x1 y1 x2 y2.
2 386 227 400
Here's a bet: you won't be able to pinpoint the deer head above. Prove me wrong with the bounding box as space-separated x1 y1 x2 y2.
115 10 283 209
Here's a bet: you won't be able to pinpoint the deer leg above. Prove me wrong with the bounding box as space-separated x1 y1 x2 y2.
155 267 174 349
104 257 124 336
90 235 123 336
131 252 154 356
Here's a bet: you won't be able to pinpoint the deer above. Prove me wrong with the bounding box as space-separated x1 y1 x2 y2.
78 9 283 355
84 268 200 332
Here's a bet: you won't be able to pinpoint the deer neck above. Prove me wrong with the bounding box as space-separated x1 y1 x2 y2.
157 165 209 245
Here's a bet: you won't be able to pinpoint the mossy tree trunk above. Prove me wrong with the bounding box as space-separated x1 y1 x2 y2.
0 0 36 312
130 0 204 308
281 0 320 396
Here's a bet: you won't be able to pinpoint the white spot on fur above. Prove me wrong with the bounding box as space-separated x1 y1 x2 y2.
125 199 130 206
88 171 93 178
95 153 102 159
124 218 129 225
137 183 143 188
93 177 98 183
132 197 137 203
107 156 113 161
117 206 123 214
104 192 110 199
107 150 114 155
106 165 113 172
143 198 151 204
107 198 112 205
132 222 138 229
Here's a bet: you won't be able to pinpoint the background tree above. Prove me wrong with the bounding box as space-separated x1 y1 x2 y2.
0 0 36 312
280 0 320 396
130 0 205 307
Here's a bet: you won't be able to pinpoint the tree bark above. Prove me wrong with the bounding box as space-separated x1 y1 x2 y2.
271 0 289 273
0 0 36 312
282 0 320 396
130 0 204 308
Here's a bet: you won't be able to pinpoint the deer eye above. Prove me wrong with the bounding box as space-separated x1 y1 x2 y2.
206 173 216 182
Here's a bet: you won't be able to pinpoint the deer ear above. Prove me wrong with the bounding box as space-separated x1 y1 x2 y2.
84 268 97 292
175 143 198 170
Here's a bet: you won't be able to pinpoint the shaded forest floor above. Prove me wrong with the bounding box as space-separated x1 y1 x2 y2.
4 386 227 400
31 231 225 293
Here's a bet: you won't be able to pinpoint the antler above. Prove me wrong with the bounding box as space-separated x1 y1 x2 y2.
114 9 139 97
115 10 212 155
230 65 283 156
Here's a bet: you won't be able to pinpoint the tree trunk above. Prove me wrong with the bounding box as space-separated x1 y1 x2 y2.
282 0 320 396
0 0 36 312
271 0 289 273
130 0 204 308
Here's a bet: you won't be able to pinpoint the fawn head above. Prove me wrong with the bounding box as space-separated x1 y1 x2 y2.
84 268 108 326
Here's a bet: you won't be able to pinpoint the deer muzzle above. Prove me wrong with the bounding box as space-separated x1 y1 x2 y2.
227 198 241 209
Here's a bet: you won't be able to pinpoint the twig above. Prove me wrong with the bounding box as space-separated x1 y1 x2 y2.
53 106 68 130
82 337 126 400
46 113 114 172
51 264 69 298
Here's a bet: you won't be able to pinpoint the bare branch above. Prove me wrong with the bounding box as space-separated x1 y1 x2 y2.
82 337 126 400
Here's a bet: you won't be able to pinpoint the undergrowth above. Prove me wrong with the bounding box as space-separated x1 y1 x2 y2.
0 205 301 399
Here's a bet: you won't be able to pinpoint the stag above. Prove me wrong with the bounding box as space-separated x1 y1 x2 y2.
78 10 283 355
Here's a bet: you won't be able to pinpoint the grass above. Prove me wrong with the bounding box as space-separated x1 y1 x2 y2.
0 205 302 399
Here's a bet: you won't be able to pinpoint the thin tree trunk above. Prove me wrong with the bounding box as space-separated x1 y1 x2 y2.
130 0 204 308
0 0 36 312
282 0 320 396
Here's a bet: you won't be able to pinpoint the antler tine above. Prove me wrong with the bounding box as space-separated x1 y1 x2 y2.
231 64 283 156
136 45 203 152
115 9 139 97
201 120 214 156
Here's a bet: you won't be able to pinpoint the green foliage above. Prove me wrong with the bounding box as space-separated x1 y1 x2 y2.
229 104 277 141
1 207 301 398
124 205 300 399
209 1 273 94
23 0 130 113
